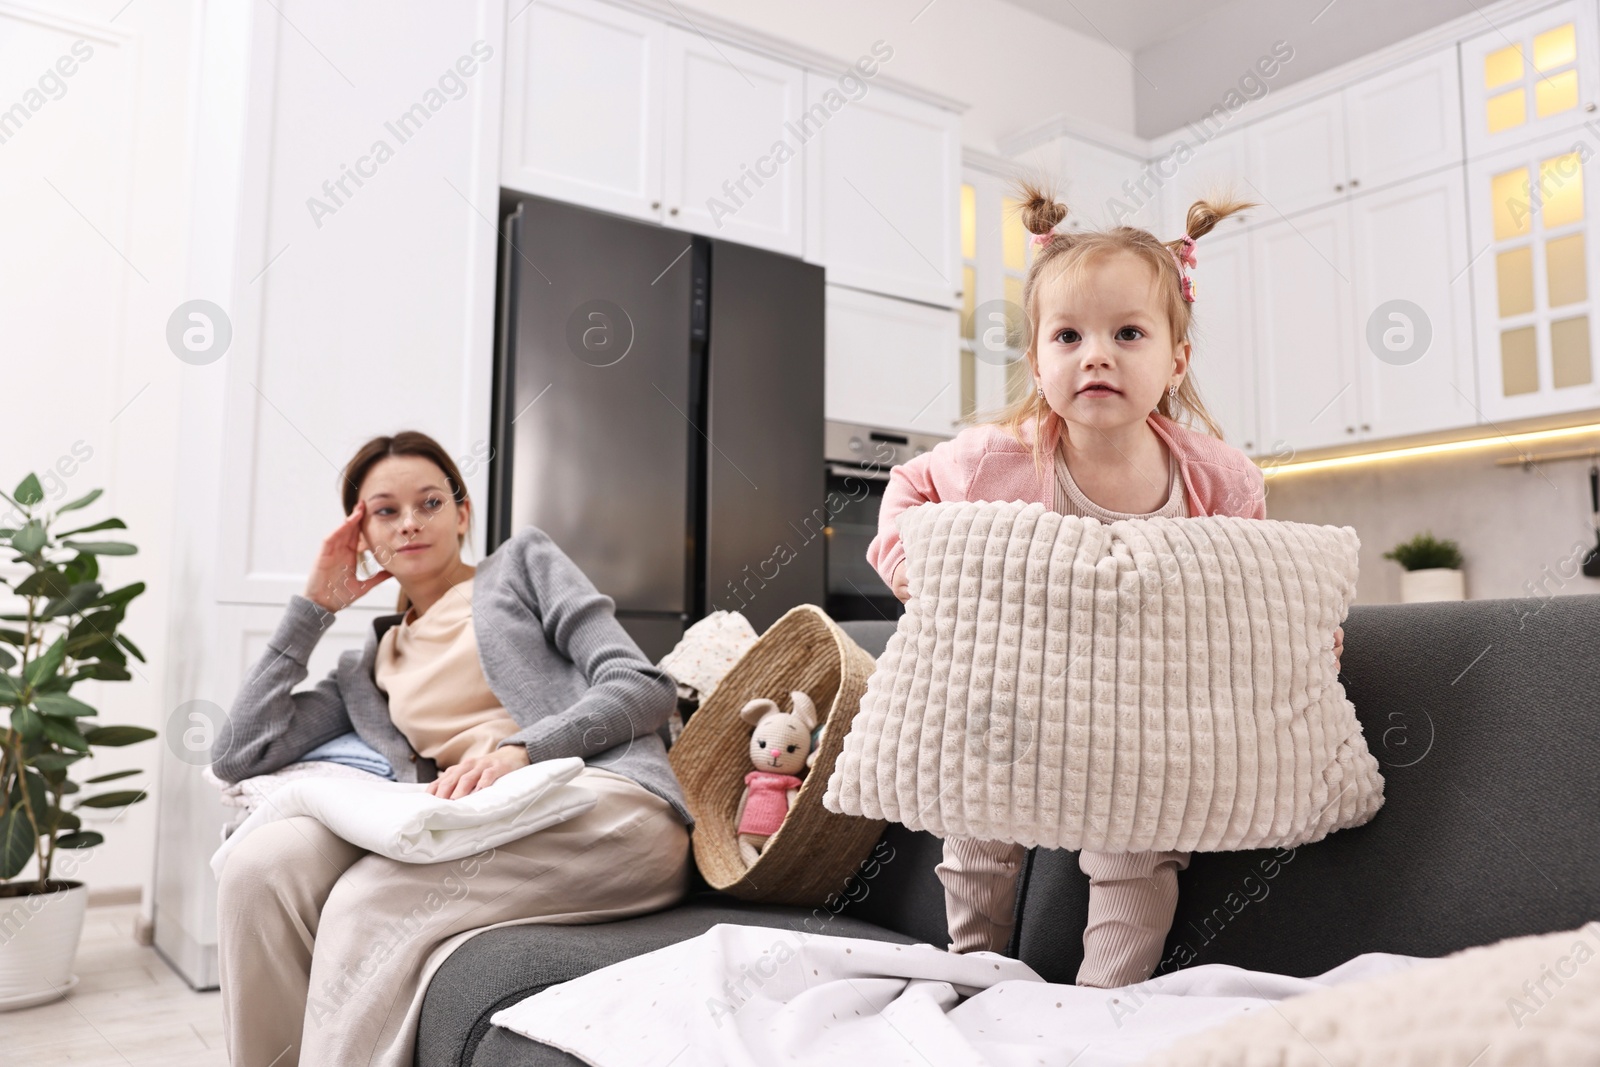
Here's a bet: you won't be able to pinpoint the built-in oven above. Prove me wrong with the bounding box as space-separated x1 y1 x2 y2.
822 419 952 622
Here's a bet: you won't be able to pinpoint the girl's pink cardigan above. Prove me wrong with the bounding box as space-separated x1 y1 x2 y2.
867 412 1267 589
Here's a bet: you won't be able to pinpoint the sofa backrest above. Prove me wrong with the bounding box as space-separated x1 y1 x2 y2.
838 598 1600 981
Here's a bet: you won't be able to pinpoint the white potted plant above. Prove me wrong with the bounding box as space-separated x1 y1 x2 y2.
1384 531 1466 603
0 474 155 1010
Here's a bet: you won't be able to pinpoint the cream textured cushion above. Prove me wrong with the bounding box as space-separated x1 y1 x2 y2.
1139 921 1600 1065
823 501 1385 852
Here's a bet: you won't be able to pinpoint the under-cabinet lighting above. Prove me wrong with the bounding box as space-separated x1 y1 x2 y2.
1258 421 1600 476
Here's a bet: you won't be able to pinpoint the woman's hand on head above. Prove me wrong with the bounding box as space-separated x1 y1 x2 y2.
426 745 531 800
304 500 393 612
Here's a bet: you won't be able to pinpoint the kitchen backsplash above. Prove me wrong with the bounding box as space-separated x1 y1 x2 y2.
1260 444 1600 606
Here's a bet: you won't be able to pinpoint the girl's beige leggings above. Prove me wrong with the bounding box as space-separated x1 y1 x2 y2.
938 836 1192 987
214 766 691 1067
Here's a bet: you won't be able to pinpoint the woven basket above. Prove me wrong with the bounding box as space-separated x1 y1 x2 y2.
669 604 886 906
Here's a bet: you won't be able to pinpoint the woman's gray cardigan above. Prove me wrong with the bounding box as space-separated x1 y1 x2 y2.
210 525 692 828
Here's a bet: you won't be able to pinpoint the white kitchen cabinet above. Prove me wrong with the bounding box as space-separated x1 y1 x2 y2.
1246 95 1349 219
804 73 962 308
1243 48 1463 221
1348 168 1478 440
501 0 666 222
1251 168 1479 453
1187 231 1259 454
1252 203 1359 454
661 27 805 254
1345 47 1464 194
1159 127 1256 237
1028 133 1162 233
825 285 961 435
1468 131 1600 421
1461 0 1600 160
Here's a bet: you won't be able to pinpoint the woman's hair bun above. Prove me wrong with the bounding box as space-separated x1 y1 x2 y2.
1013 178 1068 236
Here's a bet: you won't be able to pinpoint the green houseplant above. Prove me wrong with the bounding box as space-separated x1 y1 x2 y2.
1383 531 1466 603
0 473 155 1009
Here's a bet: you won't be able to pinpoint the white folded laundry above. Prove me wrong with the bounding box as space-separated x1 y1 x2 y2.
209 756 597 877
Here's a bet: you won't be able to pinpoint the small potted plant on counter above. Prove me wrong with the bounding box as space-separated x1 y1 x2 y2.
1384 531 1466 603
0 474 155 1010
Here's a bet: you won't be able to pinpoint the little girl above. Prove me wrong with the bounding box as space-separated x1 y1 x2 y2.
867 180 1342 988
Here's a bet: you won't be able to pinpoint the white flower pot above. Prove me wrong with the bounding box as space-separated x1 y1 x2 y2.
0 881 86 1011
1400 567 1465 603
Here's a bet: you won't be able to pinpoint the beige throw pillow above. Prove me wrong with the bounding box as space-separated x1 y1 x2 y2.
823 501 1384 852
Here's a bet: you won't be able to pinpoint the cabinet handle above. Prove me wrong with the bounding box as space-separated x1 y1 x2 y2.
1244 440 1254 450
1345 426 1355 434
1335 183 1344 193
670 207 680 216
1349 178 1360 188
1361 422 1370 431
651 201 661 210
1588 103 1597 112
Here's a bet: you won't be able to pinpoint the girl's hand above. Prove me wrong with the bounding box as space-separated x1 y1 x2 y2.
891 560 910 603
304 500 392 612
1333 625 1345 670
426 745 531 800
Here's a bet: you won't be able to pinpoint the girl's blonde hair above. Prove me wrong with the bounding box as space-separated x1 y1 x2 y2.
980 177 1256 477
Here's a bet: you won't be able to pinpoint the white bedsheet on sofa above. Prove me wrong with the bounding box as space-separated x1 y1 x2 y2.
490 922 1427 1067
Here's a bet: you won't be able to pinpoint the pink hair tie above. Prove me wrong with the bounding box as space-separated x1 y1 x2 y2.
1171 234 1198 302
1030 230 1057 248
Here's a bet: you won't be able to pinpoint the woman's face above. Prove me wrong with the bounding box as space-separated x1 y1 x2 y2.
1031 250 1189 434
356 455 469 584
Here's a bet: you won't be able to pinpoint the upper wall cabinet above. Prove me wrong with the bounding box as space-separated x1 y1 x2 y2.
1246 95 1349 219
503 0 959 273
502 0 807 255
662 27 805 255
502 0 666 222
1348 168 1478 440
1344 48 1464 193
1461 0 1600 159
1020 133 1162 234
804 72 962 308
1468 131 1600 421
1250 167 1479 455
1159 127 1255 236
1252 203 1359 453
1247 48 1464 219
1189 230 1260 454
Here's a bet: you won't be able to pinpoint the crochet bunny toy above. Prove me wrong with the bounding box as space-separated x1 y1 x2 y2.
734 690 818 866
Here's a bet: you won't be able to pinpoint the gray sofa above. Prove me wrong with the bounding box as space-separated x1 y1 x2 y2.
415 595 1600 1064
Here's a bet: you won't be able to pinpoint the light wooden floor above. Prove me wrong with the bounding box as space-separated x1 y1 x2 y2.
2 903 228 1065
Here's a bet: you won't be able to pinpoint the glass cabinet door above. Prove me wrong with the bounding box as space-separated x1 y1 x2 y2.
1461 0 1599 159
1468 134 1600 420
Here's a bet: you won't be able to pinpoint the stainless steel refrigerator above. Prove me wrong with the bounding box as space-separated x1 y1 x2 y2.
489 194 825 662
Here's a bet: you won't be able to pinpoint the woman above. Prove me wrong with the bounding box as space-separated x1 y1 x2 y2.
210 431 692 1067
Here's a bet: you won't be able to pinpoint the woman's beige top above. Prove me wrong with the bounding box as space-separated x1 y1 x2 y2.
374 576 522 768
1053 438 1187 519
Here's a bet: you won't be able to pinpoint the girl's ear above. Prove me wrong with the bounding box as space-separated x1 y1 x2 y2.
1171 340 1193 387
